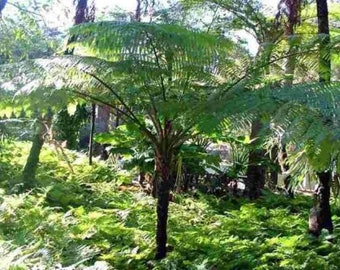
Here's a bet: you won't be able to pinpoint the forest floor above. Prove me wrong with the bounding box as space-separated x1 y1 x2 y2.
1 141 340 270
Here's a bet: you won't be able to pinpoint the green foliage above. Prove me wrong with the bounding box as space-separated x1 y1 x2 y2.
3 22 243 137
0 12 55 63
266 82 340 172
95 124 154 174
53 104 89 149
179 143 220 173
0 140 118 190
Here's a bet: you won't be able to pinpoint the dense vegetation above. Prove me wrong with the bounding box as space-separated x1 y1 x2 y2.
1 0 340 269
1 141 340 270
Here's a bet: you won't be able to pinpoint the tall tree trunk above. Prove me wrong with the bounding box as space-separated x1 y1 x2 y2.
96 105 110 133
267 145 279 190
282 31 296 197
282 144 294 197
65 0 93 55
94 104 111 159
274 0 302 196
114 107 120 128
245 120 266 199
89 103 96 165
245 40 275 199
74 0 88 24
309 171 333 236
280 0 301 198
317 0 331 83
22 120 45 190
317 172 332 233
72 2 110 159
135 0 142 22
309 0 333 236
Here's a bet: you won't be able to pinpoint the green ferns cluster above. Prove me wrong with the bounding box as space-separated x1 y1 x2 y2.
1 142 340 269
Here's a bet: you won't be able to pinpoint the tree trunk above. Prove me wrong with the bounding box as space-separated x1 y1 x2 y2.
283 176 294 198
308 0 333 237
280 0 301 198
245 149 266 199
151 173 157 198
316 0 331 83
22 120 45 190
316 171 332 233
139 171 145 186
96 105 110 131
267 145 279 190
269 170 278 190
114 107 120 128
135 0 142 22
94 104 111 159
154 151 172 260
281 33 296 197
245 36 276 199
245 120 266 199
281 144 294 197
89 103 96 165
155 177 170 259
65 0 93 55
74 0 88 24
309 171 333 236
68 1 100 162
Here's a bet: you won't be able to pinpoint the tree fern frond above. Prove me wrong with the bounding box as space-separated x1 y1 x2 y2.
270 82 340 118
69 22 233 65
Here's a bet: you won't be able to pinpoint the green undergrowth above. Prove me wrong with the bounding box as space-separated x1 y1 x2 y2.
1 141 340 269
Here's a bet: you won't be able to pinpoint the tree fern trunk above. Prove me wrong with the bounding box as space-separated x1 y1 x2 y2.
95 105 111 159
268 145 279 190
317 172 332 235
154 152 171 260
281 144 294 197
89 103 96 165
22 120 45 190
155 177 170 259
245 120 266 199
245 150 266 199
269 169 278 190
309 171 333 236
152 172 158 198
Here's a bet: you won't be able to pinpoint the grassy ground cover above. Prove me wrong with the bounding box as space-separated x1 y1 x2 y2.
0 141 340 269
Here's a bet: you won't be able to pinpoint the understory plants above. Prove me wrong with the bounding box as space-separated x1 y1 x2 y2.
1 141 340 269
